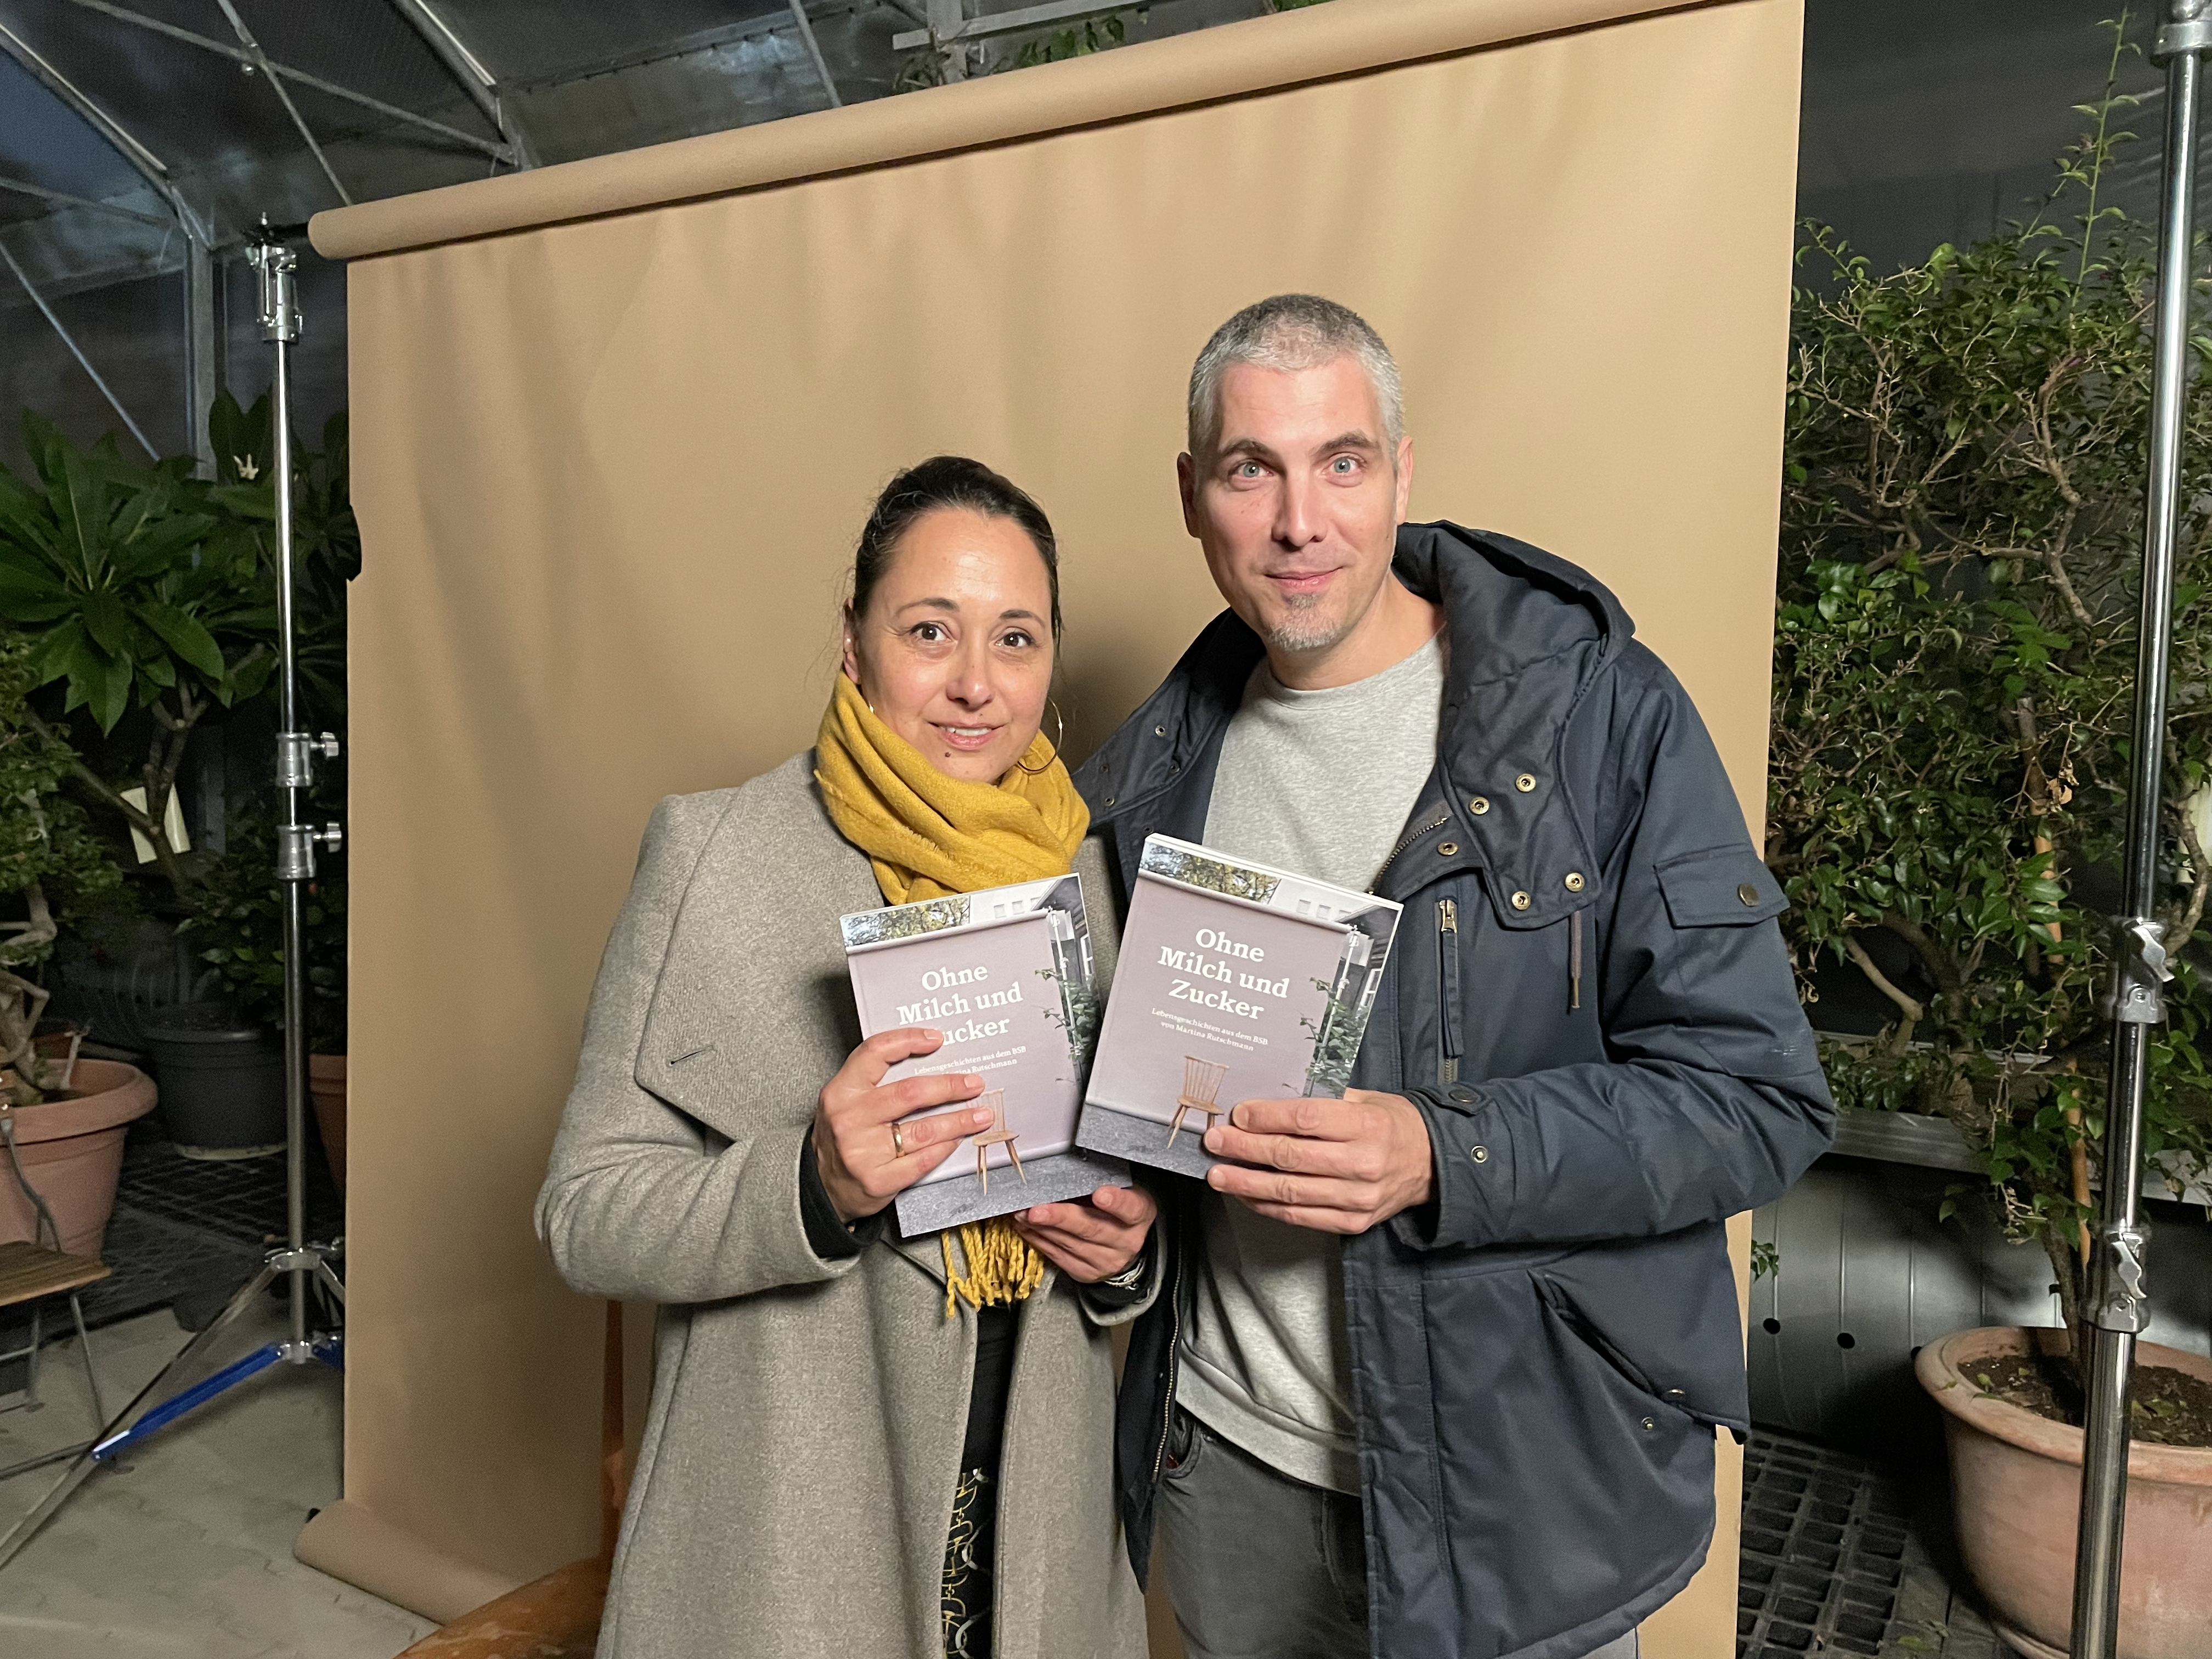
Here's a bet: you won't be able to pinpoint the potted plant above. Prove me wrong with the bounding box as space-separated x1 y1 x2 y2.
0 398 356 1159
0 628 154 1257
1767 35 2212 1657
180 798 348 1189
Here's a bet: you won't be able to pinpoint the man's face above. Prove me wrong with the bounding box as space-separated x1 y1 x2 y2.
1179 354 1414 658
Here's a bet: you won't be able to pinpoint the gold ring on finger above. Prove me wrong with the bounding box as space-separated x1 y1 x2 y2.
890 1121 907 1158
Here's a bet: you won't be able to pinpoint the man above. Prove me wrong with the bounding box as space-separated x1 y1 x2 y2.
1076 296 1834 1659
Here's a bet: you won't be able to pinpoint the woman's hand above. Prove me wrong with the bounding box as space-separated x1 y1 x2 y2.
1010 1184 1158 1283
814 1028 991 1222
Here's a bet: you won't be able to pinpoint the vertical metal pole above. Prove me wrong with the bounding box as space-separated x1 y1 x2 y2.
257 236 309 1358
185 239 217 478
249 233 340 1364
2070 8 2207 1656
928 0 966 80
785 0 843 107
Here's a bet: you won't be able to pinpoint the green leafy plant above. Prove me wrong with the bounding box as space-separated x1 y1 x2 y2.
1011 11 1125 66
1767 22 2212 1357
207 392 358 730
0 414 273 893
0 630 122 1101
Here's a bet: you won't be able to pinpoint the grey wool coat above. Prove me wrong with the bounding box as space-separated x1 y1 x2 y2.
535 753 1149 1659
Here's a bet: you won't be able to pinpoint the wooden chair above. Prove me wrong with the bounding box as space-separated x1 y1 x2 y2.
0 1106 110 1483
970 1090 1023 1193
1165 1057 1231 1150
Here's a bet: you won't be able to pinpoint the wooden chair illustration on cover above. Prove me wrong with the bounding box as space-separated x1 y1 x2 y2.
0 1102 111 1483
972 1091 1024 1193
1166 1057 1231 1149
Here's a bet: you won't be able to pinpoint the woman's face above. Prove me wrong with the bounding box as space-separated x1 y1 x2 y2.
843 507 1056 786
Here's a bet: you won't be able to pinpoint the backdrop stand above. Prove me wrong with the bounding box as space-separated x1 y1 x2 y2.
0 224 346 1573
2068 4 2210 1656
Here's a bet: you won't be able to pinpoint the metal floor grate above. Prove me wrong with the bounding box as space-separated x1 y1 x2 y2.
1740 1431 2014 1658
115 1118 341 1246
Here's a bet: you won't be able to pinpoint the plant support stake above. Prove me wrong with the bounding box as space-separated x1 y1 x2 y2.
2070 5 2208 1656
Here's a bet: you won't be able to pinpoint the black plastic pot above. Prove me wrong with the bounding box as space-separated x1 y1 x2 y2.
142 1007 286 1155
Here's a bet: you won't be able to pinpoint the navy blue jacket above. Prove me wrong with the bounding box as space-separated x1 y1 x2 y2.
1076 523 1835 1659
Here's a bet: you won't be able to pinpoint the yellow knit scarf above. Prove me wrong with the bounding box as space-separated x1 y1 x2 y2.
814 672 1090 1314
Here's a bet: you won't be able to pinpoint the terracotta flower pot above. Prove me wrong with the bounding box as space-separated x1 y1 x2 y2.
310 1053 346 1199
1916 1325 2212 1659
0 1058 159 1259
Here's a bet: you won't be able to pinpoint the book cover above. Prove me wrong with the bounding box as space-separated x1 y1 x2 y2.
1075 834 1404 1180
842 873 1126 1234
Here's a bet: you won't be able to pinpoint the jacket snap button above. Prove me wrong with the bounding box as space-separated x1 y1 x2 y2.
1437 842 1459 857
1510 890 1531 911
1448 1086 1475 1104
1640 1417 1656 1432
1666 1388 1685 1398
1563 872 1585 893
1154 725 1167 737
1469 1144 1488 1163
1515 773 1537 793
1737 882 1758 905
1468 796 1490 815
1105 797 1116 807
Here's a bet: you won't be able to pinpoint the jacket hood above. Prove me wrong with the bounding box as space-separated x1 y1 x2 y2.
1077 522 1637 928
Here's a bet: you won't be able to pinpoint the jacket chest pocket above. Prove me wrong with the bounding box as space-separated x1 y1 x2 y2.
1417 874 1604 1086
1435 896 1464 1085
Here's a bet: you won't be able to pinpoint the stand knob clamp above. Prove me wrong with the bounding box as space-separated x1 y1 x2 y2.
277 821 343 881
2088 1226 2151 1335
276 730 340 788
2107 916 2174 1025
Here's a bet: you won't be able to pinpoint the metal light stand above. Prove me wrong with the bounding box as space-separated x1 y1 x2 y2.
2068 6 2209 1656
0 228 346 1571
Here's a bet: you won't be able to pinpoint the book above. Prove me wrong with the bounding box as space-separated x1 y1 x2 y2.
1075 834 1404 1180
842 872 1127 1234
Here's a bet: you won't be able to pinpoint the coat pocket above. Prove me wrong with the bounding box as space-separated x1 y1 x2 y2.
1536 1226 1750 1432
1417 1265 1717 1641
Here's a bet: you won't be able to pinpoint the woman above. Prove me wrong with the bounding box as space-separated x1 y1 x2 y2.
536 456 1156 1659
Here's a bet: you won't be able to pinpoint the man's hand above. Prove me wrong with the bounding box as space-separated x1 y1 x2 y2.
1203 1089 1435 1234
1010 1184 1158 1282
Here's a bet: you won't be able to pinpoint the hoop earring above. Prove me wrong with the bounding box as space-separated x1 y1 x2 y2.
1014 700 1065 774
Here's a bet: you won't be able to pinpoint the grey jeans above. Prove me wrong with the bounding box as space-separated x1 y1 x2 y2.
1156 1409 1641 1659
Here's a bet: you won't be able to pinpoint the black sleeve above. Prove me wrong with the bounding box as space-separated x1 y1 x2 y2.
798 1133 881 1260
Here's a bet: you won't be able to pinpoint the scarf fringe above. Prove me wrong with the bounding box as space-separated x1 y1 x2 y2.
941 1217 1047 1318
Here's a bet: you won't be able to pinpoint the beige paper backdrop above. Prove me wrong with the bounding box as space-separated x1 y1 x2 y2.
311 0 1803 1646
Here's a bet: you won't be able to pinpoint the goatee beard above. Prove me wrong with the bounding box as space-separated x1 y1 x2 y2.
1262 593 1353 655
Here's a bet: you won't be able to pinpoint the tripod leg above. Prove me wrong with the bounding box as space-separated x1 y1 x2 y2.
313 1257 346 1308
0 1262 278 1572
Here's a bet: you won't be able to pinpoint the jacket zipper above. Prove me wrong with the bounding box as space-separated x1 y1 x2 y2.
1151 1221 1188 1483
1370 809 1450 893
1437 898 1462 1085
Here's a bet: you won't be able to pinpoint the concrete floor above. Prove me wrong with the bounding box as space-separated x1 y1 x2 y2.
0 1302 437 1659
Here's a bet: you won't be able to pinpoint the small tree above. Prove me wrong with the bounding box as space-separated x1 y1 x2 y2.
0 414 273 894
0 631 120 1102
1767 29 2212 1359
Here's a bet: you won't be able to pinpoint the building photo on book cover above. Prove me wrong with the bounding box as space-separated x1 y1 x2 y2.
1076 835 1404 1181
842 872 1126 1233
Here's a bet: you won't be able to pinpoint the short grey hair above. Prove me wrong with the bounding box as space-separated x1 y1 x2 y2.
1186 295 1404 461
